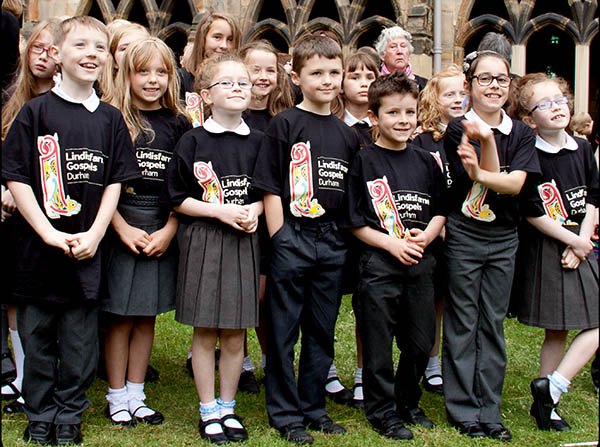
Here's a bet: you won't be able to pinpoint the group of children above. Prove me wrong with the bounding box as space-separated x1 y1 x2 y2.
0 10 597 447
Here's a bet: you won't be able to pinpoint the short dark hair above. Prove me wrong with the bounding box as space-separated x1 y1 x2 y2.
478 32 512 65
292 34 342 75
368 71 419 116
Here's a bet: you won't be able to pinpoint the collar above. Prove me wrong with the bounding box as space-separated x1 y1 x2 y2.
203 116 250 136
344 109 372 127
464 108 512 135
535 131 578 154
51 86 100 113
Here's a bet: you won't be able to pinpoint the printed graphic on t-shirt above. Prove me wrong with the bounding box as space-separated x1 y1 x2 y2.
221 175 251 205
564 186 588 217
186 92 203 128
367 176 408 239
194 161 223 204
317 157 349 191
136 147 172 181
538 180 573 225
462 181 496 222
289 141 325 218
38 133 81 219
430 151 444 172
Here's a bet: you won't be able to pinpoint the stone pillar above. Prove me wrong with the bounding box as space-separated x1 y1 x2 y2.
511 44 525 77
406 3 433 79
25 0 82 22
574 43 589 114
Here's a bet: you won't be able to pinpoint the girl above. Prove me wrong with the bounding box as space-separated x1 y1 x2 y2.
99 22 149 100
102 37 190 427
1 19 59 415
233 40 294 393
412 64 467 395
508 73 598 431
166 54 263 444
441 50 540 441
326 51 379 409
179 12 241 128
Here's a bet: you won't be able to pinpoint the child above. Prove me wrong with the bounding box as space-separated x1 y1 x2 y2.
253 35 360 444
102 37 191 427
2 16 140 445
165 54 263 444
508 73 598 431
1 18 59 415
345 71 446 441
326 50 379 410
441 50 540 441
411 64 467 395
179 12 241 128
570 111 594 139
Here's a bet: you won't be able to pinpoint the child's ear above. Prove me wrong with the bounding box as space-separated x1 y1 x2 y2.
521 114 536 130
49 45 61 64
199 88 212 106
290 70 301 86
367 109 378 127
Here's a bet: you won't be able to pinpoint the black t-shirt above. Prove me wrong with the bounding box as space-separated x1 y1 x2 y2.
243 108 272 133
253 106 360 223
165 125 263 225
444 114 540 227
351 121 373 150
1 10 20 93
178 67 203 128
520 136 599 223
2 92 140 302
345 143 446 239
412 131 452 188
125 108 191 197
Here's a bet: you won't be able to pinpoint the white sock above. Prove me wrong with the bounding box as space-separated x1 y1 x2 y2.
325 364 345 393
127 381 155 418
242 356 255 372
218 398 242 429
259 353 266 369
353 368 364 401
425 355 442 385
9 329 24 392
200 400 223 435
106 386 132 422
354 367 363 385
548 371 570 420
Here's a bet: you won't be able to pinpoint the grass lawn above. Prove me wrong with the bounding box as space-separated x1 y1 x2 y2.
2 295 598 446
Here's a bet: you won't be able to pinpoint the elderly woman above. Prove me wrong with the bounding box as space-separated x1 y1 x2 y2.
374 26 428 90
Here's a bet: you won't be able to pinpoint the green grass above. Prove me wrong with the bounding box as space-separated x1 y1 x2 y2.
2 295 598 446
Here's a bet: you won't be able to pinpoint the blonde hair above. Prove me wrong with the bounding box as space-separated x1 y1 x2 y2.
419 64 465 141
2 19 60 142
110 37 188 143
188 12 241 76
99 22 149 99
54 15 108 46
2 0 23 18
239 39 294 116
570 112 592 136
507 72 572 123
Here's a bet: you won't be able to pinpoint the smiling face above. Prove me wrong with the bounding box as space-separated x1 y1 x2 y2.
369 92 418 150
468 55 510 121
52 25 108 88
292 55 343 113
200 61 251 114
130 54 168 110
343 65 377 106
438 75 468 124
527 81 571 134
245 49 278 99
383 37 411 72
114 30 148 68
28 29 56 80
204 19 234 58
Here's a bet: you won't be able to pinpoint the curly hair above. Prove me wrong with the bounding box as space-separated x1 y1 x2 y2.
507 72 572 122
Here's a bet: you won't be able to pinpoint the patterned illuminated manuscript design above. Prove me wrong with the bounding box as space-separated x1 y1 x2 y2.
461 181 496 222
538 180 570 225
367 176 409 239
430 151 444 172
193 161 223 204
37 133 81 219
186 92 204 128
289 141 325 218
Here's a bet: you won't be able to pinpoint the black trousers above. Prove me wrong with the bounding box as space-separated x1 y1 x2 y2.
265 219 347 429
355 248 436 427
17 300 99 424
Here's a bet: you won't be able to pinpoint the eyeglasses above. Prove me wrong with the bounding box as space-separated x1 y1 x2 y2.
208 79 253 90
30 44 51 56
530 96 570 113
470 72 511 88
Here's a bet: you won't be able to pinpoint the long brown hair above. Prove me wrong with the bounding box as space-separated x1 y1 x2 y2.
2 19 60 142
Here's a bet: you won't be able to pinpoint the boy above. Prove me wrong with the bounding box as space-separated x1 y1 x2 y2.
2 16 139 445
345 72 446 441
253 35 360 444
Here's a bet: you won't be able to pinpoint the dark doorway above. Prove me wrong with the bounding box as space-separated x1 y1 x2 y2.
526 26 574 90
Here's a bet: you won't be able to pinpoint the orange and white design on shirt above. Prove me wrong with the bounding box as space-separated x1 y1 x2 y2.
538 180 572 225
461 181 496 222
186 92 204 128
38 133 81 219
289 141 325 218
194 161 223 204
367 176 409 239
430 151 444 173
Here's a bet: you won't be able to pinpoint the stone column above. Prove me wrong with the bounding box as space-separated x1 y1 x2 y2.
574 43 589 114
511 44 525 77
